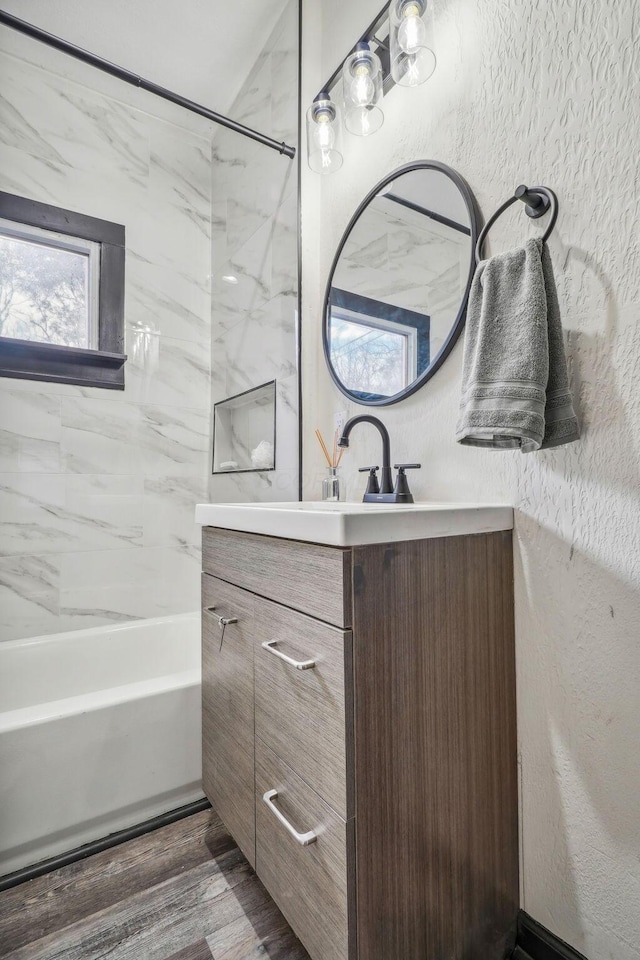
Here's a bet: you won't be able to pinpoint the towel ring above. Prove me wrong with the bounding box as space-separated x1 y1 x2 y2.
475 185 558 264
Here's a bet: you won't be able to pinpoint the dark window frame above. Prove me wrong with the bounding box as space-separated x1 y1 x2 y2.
0 191 126 389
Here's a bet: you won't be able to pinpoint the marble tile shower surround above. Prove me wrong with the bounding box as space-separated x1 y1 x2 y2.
209 0 300 504
0 29 213 641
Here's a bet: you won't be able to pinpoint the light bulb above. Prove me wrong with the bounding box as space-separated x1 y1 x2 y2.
390 0 436 86
343 43 384 136
307 93 343 173
313 115 335 151
398 2 426 54
350 64 375 107
359 112 372 136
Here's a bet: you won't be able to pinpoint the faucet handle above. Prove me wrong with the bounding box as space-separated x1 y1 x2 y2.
393 464 421 503
359 465 380 495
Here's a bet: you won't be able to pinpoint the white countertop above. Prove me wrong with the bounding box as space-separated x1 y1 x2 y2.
194 501 513 548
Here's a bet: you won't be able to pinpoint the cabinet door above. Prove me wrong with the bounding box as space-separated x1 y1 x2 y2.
202 573 255 867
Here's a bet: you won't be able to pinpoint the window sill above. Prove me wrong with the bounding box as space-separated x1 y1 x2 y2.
0 337 127 390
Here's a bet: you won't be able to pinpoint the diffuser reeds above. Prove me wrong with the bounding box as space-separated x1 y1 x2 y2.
315 428 345 468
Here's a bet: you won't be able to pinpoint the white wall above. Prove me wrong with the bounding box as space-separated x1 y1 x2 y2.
301 1 640 957
0 29 212 640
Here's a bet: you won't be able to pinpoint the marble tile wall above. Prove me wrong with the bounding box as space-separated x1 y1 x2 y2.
209 0 300 503
0 30 212 641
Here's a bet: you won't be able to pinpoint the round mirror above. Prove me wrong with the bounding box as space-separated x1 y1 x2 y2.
323 161 480 405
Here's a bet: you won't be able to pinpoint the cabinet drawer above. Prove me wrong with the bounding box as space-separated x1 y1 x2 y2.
254 596 352 819
201 574 255 867
255 740 353 960
202 526 352 627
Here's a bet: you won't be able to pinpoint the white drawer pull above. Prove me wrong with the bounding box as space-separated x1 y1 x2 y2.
262 640 316 671
263 789 318 846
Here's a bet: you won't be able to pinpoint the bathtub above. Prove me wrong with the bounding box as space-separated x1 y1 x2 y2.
0 612 203 877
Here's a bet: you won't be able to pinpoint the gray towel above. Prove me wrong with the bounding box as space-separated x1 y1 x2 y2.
456 237 579 452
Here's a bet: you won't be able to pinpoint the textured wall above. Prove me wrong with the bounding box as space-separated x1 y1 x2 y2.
301 1 640 957
0 30 212 640
208 0 299 503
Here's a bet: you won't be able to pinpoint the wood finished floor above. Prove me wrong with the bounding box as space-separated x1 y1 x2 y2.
0 810 310 960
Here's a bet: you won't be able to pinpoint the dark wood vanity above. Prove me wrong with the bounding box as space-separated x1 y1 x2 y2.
201 524 518 960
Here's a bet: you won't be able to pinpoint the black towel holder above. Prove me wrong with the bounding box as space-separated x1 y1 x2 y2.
475 184 558 264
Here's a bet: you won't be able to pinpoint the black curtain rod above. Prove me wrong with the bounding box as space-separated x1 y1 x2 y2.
0 9 296 159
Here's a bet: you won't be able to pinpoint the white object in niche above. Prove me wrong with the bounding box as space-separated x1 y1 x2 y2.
212 381 276 474
251 440 274 469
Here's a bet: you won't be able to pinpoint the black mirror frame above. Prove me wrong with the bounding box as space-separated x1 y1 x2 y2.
322 160 481 406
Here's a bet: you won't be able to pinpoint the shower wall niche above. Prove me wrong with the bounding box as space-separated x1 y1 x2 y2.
212 381 276 474
209 0 300 503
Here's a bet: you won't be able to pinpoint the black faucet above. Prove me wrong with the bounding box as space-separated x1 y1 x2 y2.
338 415 394 494
338 415 421 503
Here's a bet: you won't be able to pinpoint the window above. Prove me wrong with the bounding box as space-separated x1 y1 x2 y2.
0 192 125 389
0 220 101 349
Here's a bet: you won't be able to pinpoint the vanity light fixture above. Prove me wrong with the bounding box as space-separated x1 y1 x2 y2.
306 0 439 173
390 0 436 87
306 91 344 175
343 42 384 136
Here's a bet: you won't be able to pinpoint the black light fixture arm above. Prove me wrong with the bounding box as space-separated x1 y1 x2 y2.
475 184 558 263
0 9 296 159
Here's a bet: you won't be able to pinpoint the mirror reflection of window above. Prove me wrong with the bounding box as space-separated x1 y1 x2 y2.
330 309 418 399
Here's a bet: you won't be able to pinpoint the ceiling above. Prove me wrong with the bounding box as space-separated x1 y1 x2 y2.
0 0 291 117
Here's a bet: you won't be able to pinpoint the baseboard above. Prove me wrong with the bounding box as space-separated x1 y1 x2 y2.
514 911 589 960
0 796 211 893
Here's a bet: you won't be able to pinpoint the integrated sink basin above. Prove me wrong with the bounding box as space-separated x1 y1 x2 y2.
194 500 513 547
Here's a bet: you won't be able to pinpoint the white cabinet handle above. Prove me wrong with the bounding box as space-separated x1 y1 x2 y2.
262 789 317 846
262 640 316 671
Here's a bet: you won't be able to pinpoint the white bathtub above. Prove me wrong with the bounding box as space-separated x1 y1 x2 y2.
0 612 203 876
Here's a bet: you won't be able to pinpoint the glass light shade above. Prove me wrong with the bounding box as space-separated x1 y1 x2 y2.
306 94 343 174
390 0 436 87
342 43 384 137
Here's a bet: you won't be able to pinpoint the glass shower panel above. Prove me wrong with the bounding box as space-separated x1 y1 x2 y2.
210 0 300 503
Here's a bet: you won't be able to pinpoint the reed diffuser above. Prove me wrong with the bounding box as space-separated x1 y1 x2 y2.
315 428 346 501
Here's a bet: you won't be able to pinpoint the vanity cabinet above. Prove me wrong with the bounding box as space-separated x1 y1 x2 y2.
201 525 518 960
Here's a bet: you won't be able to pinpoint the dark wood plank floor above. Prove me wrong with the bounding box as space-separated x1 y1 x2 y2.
0 810 310 960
